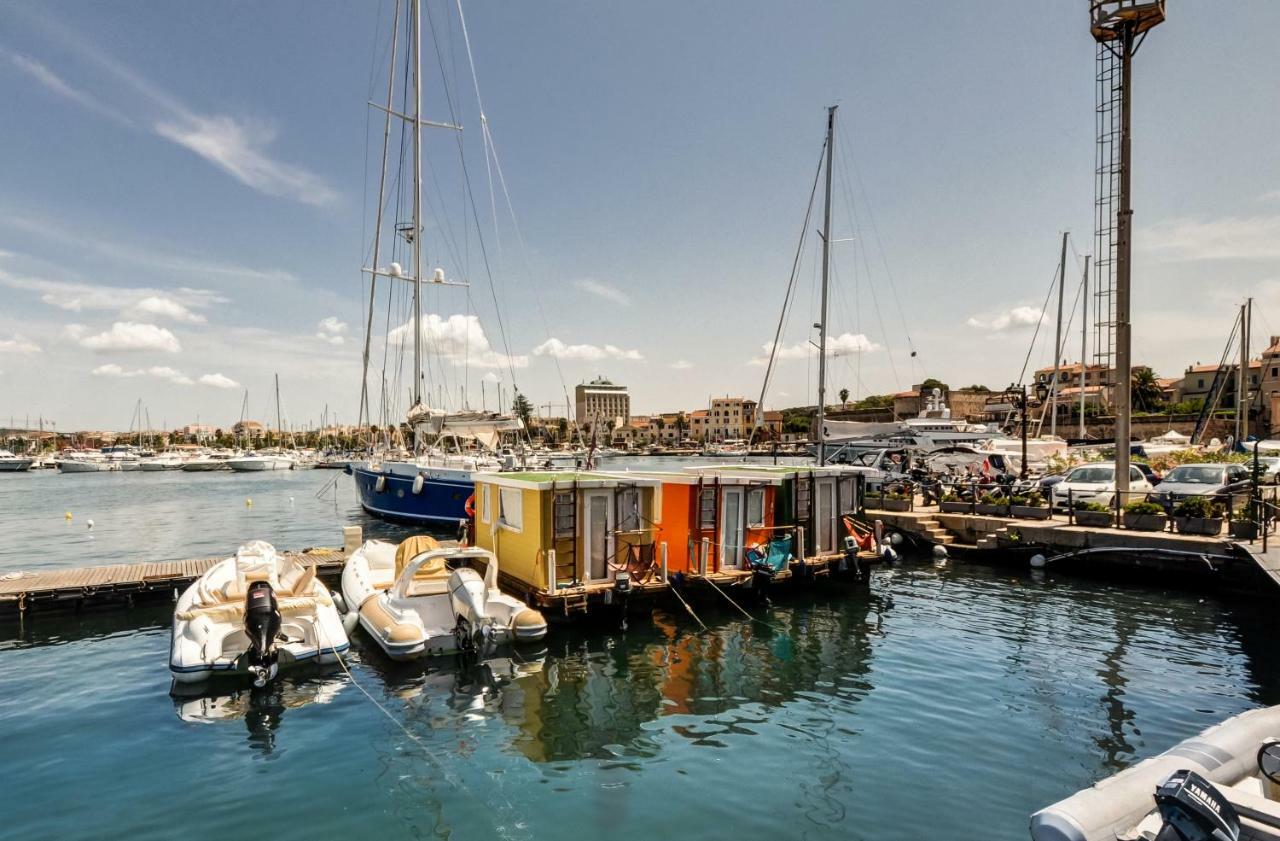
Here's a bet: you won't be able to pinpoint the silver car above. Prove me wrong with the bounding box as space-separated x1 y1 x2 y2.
1149 463 1252 513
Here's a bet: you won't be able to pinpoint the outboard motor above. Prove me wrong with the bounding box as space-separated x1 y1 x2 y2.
1152 770 1240 841
243 580 282 688
842 535 864 581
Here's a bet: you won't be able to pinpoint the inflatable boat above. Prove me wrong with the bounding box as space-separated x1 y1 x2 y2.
1032 704 1280 840
170 541 350 687
341 536 547 661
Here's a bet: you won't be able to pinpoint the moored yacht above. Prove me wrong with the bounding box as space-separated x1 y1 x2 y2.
226 452 296 472
0 449 34 472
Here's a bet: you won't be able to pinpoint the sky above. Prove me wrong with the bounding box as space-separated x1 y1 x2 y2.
2 1 1280 432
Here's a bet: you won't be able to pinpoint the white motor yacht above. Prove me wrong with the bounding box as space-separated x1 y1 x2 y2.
0 449 34 472
170 541 349 686
226 452 296 472
341 536 547 660
57 452 115 473
139 450 191 471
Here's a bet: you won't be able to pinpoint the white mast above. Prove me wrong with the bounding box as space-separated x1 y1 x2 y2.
1050 231 1068 439
411 0 423 409
816 105 836 466
1080 255 1090 440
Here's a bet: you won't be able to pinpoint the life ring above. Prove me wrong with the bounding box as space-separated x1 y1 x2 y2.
464 493 476 518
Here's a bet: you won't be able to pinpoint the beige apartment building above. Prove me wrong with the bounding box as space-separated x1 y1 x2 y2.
574 376 630 431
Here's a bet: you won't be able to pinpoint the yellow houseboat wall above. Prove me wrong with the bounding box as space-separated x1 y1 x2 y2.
473 472 661 592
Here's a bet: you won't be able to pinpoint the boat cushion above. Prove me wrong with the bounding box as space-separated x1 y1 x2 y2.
394 535 442 577
176 593 331 623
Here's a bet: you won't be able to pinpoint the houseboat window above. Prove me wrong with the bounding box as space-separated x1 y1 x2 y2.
839 477 857 514
747 489 765 527
499 488 523 531
481 485 491 523
553 492 575 538
618 487 640 532
796 479 811 519
698 489 716 529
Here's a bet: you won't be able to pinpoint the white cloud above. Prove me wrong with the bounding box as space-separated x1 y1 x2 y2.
482 372 501 383
80 321 181 353
1142 215 1280 261
155 115 338 207
669 359 693 370
966 306 1046 332
10 29 334 206
198 372 240 389
91 363 192 385
0 266 223 321
6 52 133 128
751 332 880 365
533 338 644 361
316 316 348 345
0 334 41 354
388 314 528 370
125 295 206 323
574 279 630 306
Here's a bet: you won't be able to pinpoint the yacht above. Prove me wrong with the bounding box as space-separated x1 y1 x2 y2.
226 452 296 472
181 451 234 472
101 445 141 471
57 451 115 473
814 389 997 462
139 450 191 471
0 449 34 472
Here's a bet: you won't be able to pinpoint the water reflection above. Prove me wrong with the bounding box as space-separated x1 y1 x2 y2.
171 673 349 757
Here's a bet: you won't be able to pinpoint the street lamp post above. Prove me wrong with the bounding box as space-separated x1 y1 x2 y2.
1010 381 1050 480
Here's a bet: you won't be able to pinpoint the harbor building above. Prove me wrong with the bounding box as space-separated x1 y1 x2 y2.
574 376 629 432
706 396 757 443
1175 360 1260 408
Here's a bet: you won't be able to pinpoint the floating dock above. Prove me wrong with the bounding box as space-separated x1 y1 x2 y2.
0 547 348 614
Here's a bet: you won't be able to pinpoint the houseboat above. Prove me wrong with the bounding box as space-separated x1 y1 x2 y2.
470 471 667 617
686 464 870 577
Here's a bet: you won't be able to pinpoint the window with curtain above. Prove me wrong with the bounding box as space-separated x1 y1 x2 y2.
499 487 523 531
618 487 640 532
747 488 765 527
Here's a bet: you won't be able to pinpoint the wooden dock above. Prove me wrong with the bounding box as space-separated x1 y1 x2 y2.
0 548 348 614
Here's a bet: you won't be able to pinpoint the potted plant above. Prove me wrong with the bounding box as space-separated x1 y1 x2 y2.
1073 500 1114 528
1122 500 1168 532
1230 505 1258 540
939 492 971 514
877 489 912 512
1172 496 1224 536
975 491 1007 517
1010 491 1051 520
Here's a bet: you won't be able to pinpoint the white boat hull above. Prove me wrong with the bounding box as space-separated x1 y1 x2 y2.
226 456 295 472
170 541 349 684
57 459 114 473
340 539 546 661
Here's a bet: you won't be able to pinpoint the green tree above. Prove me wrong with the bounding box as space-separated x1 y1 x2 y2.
839 387 850 408
920 378 949 394
855 394 894 409
1131 366 1164 412
512 392 533 427
963 384 991 393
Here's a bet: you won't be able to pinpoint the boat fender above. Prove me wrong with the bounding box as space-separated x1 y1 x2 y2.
880 544 898 562
1030 554 1047 569
341 608 359 636
375 475 386 493
464 493 476 518
412 473 425 495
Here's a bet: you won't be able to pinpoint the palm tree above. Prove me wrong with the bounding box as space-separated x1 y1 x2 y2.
839 387 850 409
1131 366 1163 412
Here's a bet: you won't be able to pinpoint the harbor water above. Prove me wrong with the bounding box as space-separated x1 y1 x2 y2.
2 467 1278 840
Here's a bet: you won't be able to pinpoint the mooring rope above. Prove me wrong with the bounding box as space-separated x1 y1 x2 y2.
702 576 789 634
666 579 707 631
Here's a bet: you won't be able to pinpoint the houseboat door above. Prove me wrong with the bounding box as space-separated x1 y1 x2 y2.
816 478 837 553
720 487 745 569
583 489 615 582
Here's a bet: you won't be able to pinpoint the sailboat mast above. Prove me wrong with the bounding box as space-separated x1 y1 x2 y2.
411 0 423 408
1080 256 1090 441
816 105 836 466
1050 231 1068 440
275 374 283 444
359 0 401 432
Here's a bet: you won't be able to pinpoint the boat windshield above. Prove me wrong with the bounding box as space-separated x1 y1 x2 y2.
1066 466 1114 484
1163 465 1225 485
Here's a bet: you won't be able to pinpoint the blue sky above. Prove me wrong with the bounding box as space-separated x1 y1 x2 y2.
1 1 1279 431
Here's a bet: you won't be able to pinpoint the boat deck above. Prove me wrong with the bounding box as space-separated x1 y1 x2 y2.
0 548 348 614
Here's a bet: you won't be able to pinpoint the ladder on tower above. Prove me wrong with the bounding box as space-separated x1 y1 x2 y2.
1093 37 1123 406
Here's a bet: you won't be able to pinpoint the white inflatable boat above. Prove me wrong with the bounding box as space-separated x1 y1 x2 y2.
170 541 350 687
1032 704 1280 841
341 536 547 661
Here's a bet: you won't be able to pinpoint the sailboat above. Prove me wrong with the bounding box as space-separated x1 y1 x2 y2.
227 376 296 471
348 0 526 525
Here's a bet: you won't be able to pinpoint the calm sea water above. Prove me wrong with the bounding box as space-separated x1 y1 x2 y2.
1 466 1277 841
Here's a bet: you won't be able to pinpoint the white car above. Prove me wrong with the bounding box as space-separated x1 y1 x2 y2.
1050 463 1153 511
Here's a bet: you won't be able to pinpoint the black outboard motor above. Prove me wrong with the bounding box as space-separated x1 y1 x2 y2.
243 580 282 688
1153 770 1240 841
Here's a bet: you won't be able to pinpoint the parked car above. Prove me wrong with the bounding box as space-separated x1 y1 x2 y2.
1255 456 1280 484
1149 463 1253 513
1049 463 1154 511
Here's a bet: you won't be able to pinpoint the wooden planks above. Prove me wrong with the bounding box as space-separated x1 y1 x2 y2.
0 547 348 612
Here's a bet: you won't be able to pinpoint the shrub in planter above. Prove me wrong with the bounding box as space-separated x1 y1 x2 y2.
1230 505 1258 540
1010 491 1051 520
1122 500 1168 532
1172 496 1224 536
1073 500 1113 528
975 491 1007 516
875 490 912 512
939 493 971 513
